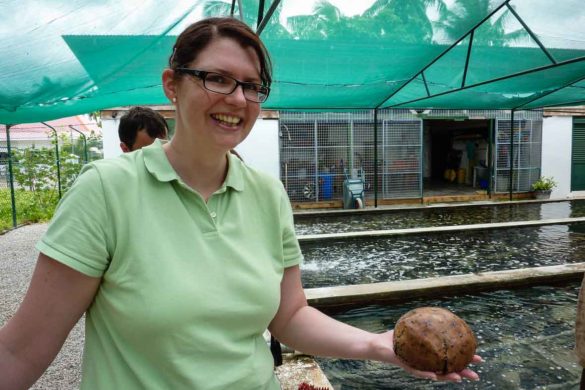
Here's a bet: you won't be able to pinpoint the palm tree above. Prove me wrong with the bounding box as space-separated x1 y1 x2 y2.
203 0 290 38
435 0 529 46
287 0 444 43
363 0 446 43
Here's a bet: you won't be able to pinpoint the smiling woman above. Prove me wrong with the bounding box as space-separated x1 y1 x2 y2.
0 17 482 390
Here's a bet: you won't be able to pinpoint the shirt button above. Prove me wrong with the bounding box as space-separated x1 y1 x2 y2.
210 211 217 218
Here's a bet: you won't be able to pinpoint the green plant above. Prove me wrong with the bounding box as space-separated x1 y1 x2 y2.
531 176 557 191
0 188 57 232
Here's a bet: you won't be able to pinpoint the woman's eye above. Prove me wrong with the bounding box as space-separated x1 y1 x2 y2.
207 74 228 84
243 83 261 92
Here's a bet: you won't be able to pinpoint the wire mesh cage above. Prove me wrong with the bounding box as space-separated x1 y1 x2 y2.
280 109 543 203
280 110 425 203
495 117 542 193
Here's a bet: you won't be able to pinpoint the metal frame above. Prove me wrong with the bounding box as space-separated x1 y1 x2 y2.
69 125 88 164
5 124 17 228
41 122 63 200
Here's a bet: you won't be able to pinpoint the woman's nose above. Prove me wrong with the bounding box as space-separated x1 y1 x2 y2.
226 84 248 106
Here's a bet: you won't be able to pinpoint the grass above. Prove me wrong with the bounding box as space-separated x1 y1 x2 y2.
0 188 58 233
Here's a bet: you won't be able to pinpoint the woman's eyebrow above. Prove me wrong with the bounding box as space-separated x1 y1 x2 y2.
204 67 262 83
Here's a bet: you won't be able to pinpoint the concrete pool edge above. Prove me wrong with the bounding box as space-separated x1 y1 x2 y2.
293 198 575 218
297 217 585 242
305 263 585 310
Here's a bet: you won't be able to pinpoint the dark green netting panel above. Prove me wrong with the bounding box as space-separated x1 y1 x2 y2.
262 41 444 109
2 0 585 123
424 37 469 95
464 10 553 86
388 58 585 109
522 80 585 109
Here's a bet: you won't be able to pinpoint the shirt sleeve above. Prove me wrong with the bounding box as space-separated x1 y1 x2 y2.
279 184 303 268
36 164 113 277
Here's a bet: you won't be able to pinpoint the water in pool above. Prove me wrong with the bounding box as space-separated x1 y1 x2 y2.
300 223 585 288
295 200 585 235
317 284 581 389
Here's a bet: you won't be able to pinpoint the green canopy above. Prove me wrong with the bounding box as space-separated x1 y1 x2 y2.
2 0 585 123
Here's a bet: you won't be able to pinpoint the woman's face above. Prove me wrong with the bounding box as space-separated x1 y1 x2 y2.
168 37 262 154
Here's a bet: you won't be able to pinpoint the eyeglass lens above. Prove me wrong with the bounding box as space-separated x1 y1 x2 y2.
203 73 268 103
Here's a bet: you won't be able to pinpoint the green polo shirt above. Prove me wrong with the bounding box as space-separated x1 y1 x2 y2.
37 140 303 389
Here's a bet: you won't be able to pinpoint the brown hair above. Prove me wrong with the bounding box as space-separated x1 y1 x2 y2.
118 106 168 149
169 17 272 87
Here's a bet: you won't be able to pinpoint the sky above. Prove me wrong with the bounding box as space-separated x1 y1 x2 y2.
280 0 377 19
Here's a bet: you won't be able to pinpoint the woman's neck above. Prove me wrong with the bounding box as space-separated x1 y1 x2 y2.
164 137 228 201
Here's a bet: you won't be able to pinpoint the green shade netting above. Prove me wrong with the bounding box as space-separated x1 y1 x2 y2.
1 0 585 124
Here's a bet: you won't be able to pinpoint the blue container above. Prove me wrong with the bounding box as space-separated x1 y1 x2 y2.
480 179 488 189
319 174 334 200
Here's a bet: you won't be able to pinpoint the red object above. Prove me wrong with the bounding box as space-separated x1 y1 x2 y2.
298 382 329 390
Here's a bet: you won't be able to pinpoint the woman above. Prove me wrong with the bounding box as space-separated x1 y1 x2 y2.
0 17 480 389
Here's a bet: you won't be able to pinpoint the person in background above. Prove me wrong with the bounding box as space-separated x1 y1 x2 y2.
118 106 169 152
0 17 481 389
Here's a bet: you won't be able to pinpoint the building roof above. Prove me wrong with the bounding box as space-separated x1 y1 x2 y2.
0 115 101 141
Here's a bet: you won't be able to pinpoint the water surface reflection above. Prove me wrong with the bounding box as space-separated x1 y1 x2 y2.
317 284 580 389
295 200 585 235
301 224 585 288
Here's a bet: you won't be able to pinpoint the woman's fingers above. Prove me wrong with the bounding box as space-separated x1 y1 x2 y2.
472 354 483 363
459 368 480 381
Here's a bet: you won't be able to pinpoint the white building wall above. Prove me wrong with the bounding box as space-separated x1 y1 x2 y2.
542 116 572 198
102 118 122 158
234 118 280 179
102 117 281 179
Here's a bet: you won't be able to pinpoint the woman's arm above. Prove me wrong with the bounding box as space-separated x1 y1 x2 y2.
0 253 101 390
268 265 480 382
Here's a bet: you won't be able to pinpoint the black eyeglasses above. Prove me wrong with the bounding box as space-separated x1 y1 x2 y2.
175 68 270 103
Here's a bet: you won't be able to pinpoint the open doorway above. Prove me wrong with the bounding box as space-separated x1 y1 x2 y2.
423 119 490 196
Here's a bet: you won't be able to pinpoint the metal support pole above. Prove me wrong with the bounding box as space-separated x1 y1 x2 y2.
373 109 378 208
230 0 236 17
508 110 515 201
69 125 88 164
257 0 282 35
349 118 354 176
6 124 17 228
314 119 319 201
462 30 474 88
257 0 265 30
42 122 62 199
488 119 494 197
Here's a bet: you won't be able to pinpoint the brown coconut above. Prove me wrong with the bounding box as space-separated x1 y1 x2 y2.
393 307 476 374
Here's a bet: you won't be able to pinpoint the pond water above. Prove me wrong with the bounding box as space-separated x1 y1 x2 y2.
300 223 585 288
294 200 585 235
317 284 581 389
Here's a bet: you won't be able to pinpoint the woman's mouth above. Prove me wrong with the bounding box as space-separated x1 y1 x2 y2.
211 113 242 128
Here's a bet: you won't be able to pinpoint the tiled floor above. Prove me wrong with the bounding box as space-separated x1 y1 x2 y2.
423 179 485 197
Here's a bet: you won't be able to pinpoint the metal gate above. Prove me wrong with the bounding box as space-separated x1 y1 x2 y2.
494 118 542 193
280 111 374 203
380 119 422 199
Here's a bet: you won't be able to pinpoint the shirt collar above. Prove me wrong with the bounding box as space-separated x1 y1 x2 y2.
143 139 244 192
143 139 178 183
224 152 245 192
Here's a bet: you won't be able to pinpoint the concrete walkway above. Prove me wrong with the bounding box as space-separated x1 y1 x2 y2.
0 224 83 390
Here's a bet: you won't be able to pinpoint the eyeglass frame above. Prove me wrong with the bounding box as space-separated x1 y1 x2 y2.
174 67 270 103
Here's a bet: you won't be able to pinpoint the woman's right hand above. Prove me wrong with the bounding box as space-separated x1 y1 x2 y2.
371 330 482 383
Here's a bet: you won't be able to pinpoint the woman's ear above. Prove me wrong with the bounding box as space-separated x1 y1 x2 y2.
162 69 177 103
